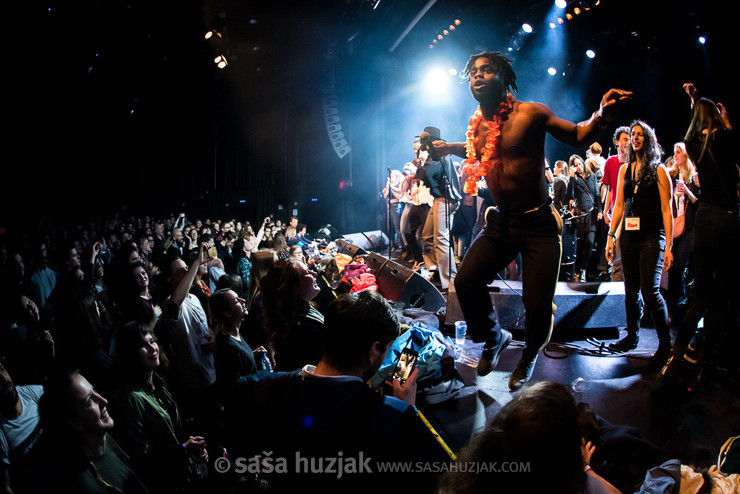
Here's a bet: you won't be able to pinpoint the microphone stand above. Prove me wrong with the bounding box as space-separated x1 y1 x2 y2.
387 166 392 258
438 156 455 286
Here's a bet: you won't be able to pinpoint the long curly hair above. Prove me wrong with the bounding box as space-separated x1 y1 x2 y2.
260 259 303 340
628 119 663 185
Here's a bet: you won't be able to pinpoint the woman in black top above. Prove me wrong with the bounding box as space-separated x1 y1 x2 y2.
209 288 270 458
661 86 739 383
209 288 268 396
605 120 673 366
568 154 602 282
260 259 324 372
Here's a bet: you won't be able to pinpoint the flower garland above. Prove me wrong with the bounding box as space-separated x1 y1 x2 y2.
461 93 515 195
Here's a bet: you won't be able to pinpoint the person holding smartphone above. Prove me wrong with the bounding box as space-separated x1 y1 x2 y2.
235 291 448 491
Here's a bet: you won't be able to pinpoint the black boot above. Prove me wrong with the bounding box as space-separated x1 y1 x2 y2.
609 331 639 352
648 343 672 370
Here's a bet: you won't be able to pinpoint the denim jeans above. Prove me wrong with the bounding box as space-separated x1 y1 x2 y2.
619 230 669 343
454 201 562 359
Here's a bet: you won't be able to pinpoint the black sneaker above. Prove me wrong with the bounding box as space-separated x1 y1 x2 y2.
609 332 639 352
508 355 538 391
477 329 512 377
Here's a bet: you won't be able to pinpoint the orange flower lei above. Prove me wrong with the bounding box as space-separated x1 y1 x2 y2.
461 93 515 195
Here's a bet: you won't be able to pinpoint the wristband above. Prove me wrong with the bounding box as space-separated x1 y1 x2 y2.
607 231 616 238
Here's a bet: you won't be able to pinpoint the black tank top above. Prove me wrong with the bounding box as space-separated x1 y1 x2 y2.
622 163 664 235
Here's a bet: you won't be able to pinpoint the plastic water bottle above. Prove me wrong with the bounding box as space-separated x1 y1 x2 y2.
571 377 586 393
254 347 273 372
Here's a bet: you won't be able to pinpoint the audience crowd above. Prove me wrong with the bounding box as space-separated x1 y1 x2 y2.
0 83 737 493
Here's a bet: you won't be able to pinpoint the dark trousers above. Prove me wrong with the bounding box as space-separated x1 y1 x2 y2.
454 202 562 360
405 204 429 262
674 203 740 357
619 230 670 344
666 228 694 309
576 231 596 274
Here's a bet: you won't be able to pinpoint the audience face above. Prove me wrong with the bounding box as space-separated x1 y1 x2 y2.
219 289 247 324
167 258 189 288
630 124 646 155
133 265 149 291
138 332 160 371
127 248 141 265
38 242 49 263
197 258 208 278
615 131 630 158
9 253 25 281
673 144 688 167
294 262 320 302
139 238 153 254
66 247 81 269
0 364 19 412
68 374 114 434
575 158 584 175
19 295 40 323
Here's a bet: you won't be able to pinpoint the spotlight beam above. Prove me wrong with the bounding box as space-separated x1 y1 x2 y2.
389 0 438 52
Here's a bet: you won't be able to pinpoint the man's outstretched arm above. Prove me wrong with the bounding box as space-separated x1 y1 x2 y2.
547 88 632 147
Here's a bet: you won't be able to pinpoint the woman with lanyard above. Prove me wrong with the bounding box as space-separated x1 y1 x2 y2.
661 85 738 384
605 120 673 368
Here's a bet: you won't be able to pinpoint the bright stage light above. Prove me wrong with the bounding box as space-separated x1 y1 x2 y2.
425 68 449 93
698 36 706 44
548 67 557 76
555 0 567 8
522 23 533 33
586 49 596 58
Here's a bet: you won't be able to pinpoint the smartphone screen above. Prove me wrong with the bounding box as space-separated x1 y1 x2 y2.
393 349 418 383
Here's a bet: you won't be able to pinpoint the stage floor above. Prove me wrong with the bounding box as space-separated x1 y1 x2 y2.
385 246 740 492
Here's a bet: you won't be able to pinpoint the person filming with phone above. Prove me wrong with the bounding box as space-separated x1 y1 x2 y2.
234 290 448 492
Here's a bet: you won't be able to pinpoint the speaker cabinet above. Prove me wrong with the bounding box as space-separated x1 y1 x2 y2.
335 239 367 258
445 280 626 338
341 230 388 252
365 253 446 313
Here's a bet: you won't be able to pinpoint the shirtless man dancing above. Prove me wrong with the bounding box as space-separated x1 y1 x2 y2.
437 52 631 391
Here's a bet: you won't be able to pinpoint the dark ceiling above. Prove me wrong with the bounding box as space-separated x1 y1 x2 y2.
4 0 733 232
